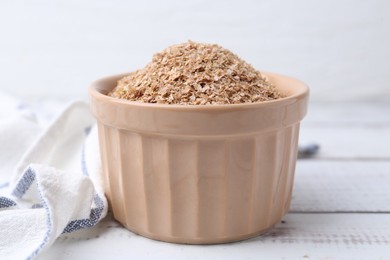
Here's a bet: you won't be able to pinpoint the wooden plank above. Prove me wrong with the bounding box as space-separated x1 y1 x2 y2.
40 213 390 260
299 125 390 159
304 102 390 125
298 103 390 159
291 161 390 212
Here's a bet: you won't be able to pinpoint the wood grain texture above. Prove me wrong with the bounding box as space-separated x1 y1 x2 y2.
40 213 390 260
299 103 390 159
299 126 390 159
291 161 390 212
304 102 390 125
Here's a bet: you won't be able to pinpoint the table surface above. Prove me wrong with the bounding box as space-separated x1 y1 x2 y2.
40 102 390 260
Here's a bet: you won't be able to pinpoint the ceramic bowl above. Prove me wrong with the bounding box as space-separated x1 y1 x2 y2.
89 72 309 244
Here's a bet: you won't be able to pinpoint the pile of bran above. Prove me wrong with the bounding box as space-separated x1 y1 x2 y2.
109 41 283 105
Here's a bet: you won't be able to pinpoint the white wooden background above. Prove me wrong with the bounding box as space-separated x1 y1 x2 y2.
0 0 389 102
39 102 390 260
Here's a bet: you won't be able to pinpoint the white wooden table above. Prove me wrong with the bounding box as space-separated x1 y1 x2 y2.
40 102 390 260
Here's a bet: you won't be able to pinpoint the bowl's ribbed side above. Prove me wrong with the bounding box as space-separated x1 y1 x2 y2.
97 122 300 244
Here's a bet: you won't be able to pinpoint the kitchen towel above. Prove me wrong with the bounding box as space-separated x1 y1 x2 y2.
0 93 108 259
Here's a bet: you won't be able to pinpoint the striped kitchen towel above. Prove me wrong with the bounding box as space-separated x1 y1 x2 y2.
0 94 108 259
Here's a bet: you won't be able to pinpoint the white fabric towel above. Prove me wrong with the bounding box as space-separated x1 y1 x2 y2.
0 94 108 259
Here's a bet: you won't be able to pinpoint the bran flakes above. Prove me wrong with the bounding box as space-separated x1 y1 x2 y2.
109 41 284 105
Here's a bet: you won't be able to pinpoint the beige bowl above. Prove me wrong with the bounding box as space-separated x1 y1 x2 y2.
89 72 309 244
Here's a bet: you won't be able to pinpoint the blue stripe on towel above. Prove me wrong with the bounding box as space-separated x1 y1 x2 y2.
0 196 17 208
10 166 53 260
62 127 105 233
63 193 104 233
12 167 36 198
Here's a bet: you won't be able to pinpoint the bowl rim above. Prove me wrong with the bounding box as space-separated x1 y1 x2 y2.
89 71 309 111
